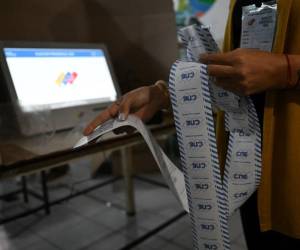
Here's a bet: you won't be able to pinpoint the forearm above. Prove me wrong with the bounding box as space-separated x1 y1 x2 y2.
287 55 300 88
266 53 300 90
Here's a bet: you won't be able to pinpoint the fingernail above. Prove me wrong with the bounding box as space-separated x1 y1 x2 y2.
118 113 125 121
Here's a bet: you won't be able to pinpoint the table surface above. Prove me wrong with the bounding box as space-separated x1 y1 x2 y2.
0 122 175 179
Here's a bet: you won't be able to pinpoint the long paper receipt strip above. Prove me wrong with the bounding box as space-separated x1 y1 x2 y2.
169 23 262 249
74 9 279 247
74 115 189 212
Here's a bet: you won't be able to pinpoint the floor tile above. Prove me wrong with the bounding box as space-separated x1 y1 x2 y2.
0 200 28 220
157 215 190 241
133 235 169 250
157 205 183 218
66 195 108 217
132 235 189 250
84 232 134 250
2 226 40 250
91 207 136 230
171 228 193 249
47 185 73 201
26 205 84 236
0 225 17 250
70 176 114 191
119 223 147 239
0 170 249 250
133 180 180 210
37 218 111 250
22 238 59 250
132 211 171 231
87 181 125 205
161 242 189 250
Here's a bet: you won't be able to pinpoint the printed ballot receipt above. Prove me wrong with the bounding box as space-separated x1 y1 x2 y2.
75 2 277 249
74 115 189 212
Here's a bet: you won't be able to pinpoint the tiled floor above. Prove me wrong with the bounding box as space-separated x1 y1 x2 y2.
0 169 247 250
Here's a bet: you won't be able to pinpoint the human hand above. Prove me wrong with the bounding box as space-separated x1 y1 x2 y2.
83 81 169 135
199 48 287 95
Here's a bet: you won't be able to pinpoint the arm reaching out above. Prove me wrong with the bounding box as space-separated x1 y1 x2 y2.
200 48 300 95
83 80 170 135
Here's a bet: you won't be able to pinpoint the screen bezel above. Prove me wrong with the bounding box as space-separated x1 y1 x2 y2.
0 41 121 113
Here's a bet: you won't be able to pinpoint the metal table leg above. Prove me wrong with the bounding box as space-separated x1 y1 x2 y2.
41 171 50 215
21 176 29 203
121 147 135 216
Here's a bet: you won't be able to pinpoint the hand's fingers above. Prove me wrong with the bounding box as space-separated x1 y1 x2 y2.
215 77 235 90
200 52 234 66
118 97 133 120
83 102 119 135
133 107 152 122
215 77 233 86
207 65 239 78
214 77 244 95
108 102 121 117
84 109 111 135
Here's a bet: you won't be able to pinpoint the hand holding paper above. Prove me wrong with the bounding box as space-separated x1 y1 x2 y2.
83 85 169 136
75 115 189 212
200 48 287 95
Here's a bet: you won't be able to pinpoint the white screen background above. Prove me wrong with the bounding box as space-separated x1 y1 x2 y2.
6 52 118 111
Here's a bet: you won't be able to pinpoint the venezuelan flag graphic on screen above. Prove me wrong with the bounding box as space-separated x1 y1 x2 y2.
56 72 78 85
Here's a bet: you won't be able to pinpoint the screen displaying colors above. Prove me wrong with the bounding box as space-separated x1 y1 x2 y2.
4 48 118 111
